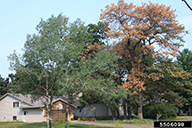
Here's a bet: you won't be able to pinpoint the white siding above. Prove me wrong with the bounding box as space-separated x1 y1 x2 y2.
23 109 44 122
0 95 28 121
0 95 44 122
119 106 124 116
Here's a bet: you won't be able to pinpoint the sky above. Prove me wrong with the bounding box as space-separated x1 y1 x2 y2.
0 0 192 78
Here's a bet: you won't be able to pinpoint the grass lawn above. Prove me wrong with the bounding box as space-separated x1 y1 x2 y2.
94 119 154 125
93 116 192 125
0 116 191 128
0 122 114 128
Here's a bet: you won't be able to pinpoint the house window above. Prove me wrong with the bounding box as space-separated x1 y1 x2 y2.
56 103 63 110
13 102 19 108
13 116 17 120
24 111 27 115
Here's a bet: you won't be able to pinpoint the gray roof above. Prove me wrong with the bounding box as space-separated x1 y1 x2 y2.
0 93 76 108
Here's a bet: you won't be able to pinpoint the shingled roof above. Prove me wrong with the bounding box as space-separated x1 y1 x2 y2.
0 93 76 108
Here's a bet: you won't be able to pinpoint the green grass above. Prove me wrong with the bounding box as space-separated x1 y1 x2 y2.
94 119 154 125
158 116 192 121
93 116 192 125
0 122 114 128
1 116 191 128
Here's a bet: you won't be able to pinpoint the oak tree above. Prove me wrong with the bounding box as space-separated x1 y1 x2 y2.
100 0 186 119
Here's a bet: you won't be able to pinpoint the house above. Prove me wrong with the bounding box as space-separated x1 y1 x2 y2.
0 93 76 122
73 102 124 119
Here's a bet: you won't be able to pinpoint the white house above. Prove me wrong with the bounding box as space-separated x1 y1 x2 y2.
0 93 76 122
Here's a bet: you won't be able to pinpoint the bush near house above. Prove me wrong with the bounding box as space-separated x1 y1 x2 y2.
143 103 177 119
80 117 96 121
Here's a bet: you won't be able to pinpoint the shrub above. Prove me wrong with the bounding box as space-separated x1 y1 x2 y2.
73 115 78 120
134 115 141 120
143 103 177 119
92 118 96 121
81 117 87 121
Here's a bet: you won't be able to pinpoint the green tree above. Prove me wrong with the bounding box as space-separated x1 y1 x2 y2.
0 75 9 96
177 48 192 114
87 21 107 43
8 14 86 128
145 57 189 108
177 49 192 72
73 44 127 119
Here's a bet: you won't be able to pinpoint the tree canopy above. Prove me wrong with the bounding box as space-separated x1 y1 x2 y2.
0 75 9 96
100 0 187 119
6 0 191 124
8 14 88 128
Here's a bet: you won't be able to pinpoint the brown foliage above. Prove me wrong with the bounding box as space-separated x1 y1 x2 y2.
79 43 105 60
100 0 186 94
100 0 186 58
100 1 187 119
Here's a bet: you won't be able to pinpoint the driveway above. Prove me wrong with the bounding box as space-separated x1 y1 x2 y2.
71 120 154 128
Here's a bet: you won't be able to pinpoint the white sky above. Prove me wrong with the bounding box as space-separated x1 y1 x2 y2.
0 0 192 78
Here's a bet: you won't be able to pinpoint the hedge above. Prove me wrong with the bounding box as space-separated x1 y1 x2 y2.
143 103 177 119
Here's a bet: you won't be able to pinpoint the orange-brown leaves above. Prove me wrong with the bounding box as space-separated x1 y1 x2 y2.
123 68 146 95
79 43 105 60
101 0 186 97
100 0 186 57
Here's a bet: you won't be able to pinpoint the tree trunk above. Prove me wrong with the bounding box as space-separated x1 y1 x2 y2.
188 107 191 115
49 97 53 128
65 104 69 128
127 106 132 119
46 101 52 128
126 95 132 119
110 107 116 120
123 101 127 119
45 74 52 128
116 108 120 119
138 92 143 120
46 118 51 128
46 118 50 128
45 75 51 128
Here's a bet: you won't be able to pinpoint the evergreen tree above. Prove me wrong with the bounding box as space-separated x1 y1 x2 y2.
0 75 9 96
177 49 192 114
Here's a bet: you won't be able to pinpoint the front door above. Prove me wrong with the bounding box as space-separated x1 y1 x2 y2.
52 110 66 121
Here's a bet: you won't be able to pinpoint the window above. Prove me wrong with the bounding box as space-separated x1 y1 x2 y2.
24 111 27 115
13 102 19 108
13 116 17 120
56 103 63 110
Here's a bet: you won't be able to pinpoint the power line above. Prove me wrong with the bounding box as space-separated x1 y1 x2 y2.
182 0 192 11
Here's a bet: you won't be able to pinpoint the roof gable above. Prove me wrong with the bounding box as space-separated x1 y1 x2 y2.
52 98 76 108
0 93 76 108
0 93 33 106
